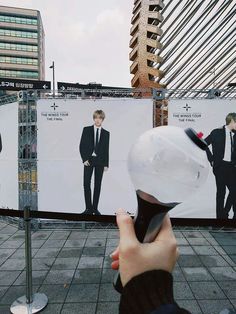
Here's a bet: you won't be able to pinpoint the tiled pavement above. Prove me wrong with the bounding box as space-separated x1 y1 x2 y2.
0 221 235 314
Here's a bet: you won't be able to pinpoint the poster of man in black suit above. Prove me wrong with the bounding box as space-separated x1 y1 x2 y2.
79 110 110 215
205 112 236 219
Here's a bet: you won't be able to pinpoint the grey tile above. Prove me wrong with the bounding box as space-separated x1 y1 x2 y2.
0 270 21 285
0 286 9 299
82 247 105 257
64 239 86 247
182 267 213 281
204 237 219 246
41 239 66 248
105 246 117 257
187 238 210 246
40 303 63 314
68 231 89 240
98 283 120 302
0 240 24 249
213 238 236 245
13 270 48 285
0 234 11 241
231 299 236 309
214 246 229 255
43 270 75 285
177 300 202 314
0 249 15 260
30 240 46 248
61 302 96 314
230 255 236 264
222 246 236 255
217 281 236 299
0 285 38 305
177 238 189 245
51 258 79 270
101 268 115 283
31 231 52 240
85 238 106 247
178 255 203 267
32 258 55 270
72 269 102 284
39 284 69 303
209 267 236 281
103 256 112 269
66 284 99 302
0 259 25 271
106 238 119 247
172 267 186 282
10 248 38 259
193 246 219 255
199 255 230 267
9 232 25 240
48 231 70 240
96 302 119 314
57 248 82 258
0 226 17 234
34 248 60 258
78 257 103 269
88 231 107 238
189 282 226 299
223 254 236 267
173 231 184 238
173 282 194 300
198 300 234 314
107 231 119 239
179 246 196 255
183 231 203 238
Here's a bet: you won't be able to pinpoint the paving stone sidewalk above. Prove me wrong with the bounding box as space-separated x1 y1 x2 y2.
0 221 235 314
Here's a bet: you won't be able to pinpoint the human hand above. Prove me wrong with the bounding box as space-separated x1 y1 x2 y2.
111 209 179 287
104 167 108 171
84 160 90 166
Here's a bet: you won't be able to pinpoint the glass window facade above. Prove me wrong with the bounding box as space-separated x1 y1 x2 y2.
0 56 38 65
0 28 38 39
0 69 39 79
0 15 38 25
0 42 38 52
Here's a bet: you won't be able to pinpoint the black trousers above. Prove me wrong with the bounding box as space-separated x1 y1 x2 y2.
83 164 104 211
213 161 236 219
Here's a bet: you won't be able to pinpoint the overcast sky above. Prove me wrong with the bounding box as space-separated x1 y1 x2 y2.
3 0 133 87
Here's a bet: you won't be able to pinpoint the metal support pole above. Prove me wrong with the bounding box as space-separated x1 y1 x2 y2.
52 61 55 98
10 206 48 314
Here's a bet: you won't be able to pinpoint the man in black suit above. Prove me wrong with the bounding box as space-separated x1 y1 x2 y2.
79 110 110 215
205 112 236 219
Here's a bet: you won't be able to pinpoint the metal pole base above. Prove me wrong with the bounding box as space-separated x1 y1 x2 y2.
10 293 48 314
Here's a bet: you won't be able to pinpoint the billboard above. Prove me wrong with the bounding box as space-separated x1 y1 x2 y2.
168 99 236 219
0 102 18 210
37 98 153 215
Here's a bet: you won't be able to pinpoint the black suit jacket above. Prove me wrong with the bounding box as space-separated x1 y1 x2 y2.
79 126 110 167
205 126 236 168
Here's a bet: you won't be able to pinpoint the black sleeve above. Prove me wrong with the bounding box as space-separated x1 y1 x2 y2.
0 133 2 153
119 270 191 314
105 132 110 167
79 128 87 163
204 132 213 164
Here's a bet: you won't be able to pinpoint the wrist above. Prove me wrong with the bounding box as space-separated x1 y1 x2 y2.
120 270 174 314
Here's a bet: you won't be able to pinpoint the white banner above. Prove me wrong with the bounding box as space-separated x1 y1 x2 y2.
0 102 18 210
168 99 236 219
37 98 153 215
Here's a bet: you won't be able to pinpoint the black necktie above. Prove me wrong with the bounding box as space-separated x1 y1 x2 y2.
95 128 99 153
231 132 235 162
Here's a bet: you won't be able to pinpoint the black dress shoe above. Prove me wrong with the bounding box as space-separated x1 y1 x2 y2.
81 209 93 215
93 209 101 215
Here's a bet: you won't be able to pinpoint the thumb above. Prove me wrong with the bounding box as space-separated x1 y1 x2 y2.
116 208 138 247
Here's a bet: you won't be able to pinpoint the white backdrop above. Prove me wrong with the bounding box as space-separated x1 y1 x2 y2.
0 102 18 210
168 98 236 219
37 98 153 214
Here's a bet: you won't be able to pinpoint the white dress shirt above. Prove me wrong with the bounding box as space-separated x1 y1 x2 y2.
92 125 101 156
